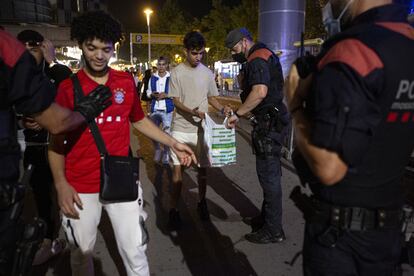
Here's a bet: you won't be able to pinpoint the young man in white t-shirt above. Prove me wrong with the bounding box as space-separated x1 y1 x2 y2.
168 31 232 229
146 57 173 164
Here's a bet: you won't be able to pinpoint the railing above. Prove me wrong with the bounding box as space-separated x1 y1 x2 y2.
218 89 242 98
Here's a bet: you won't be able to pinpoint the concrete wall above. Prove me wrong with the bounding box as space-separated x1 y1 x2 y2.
3 24 76 47
258 0 305 76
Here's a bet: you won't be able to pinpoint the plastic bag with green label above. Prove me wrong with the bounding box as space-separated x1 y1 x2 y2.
204 113 236 167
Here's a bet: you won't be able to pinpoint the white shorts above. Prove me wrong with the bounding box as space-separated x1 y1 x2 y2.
61 184 149 276
170 130 210 167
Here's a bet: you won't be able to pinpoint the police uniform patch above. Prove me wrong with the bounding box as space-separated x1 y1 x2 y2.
114 89 125 104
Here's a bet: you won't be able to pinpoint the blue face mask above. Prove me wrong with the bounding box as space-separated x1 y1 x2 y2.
322 0 354 37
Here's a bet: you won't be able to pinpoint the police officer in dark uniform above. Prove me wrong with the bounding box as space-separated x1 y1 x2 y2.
285 0 414 274
16 29 73 264
225 27 289 243
0 29 112 275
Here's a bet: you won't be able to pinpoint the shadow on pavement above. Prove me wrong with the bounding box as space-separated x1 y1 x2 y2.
208 167 260 221
31 211 127 276
139 132 258 276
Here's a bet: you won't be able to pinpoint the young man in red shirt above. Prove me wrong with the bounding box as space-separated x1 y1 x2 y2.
48 11 195 276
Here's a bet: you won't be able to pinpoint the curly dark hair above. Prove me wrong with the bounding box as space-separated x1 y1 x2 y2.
71 10 123 44
183 31 206 50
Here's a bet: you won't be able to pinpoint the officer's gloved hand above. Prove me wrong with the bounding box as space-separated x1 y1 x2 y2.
294 55 317 79
74 85 112 122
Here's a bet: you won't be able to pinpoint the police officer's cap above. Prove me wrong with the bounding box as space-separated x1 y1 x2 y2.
17 29 44 44
225 27 252 49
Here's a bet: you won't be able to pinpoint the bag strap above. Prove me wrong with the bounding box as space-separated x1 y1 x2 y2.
70 74 108 155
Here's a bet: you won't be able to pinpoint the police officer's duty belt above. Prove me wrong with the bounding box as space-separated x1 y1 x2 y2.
314 200 404 231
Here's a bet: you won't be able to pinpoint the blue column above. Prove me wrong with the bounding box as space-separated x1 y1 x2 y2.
258 0 305 76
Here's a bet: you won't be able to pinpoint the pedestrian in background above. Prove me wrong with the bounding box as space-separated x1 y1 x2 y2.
146 56 174 164
140 69 152 114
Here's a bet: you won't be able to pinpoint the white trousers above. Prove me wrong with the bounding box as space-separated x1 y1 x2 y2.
61 185 149 276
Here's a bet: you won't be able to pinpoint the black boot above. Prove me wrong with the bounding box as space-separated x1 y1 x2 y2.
245 227 286 244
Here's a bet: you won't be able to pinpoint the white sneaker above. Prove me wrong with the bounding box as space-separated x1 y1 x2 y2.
154 149 162 163
162 152 170 165
32 238 66 266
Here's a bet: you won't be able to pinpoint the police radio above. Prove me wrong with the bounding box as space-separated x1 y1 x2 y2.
294 32 318 79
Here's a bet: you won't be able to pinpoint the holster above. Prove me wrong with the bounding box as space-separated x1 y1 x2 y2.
251 128 275 157
251 106 284 158
289 186 324 222
253 105 284 133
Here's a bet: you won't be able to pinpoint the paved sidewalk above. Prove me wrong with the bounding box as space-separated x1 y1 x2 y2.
132 116 305 276
27 98 414 275
29 107 305 275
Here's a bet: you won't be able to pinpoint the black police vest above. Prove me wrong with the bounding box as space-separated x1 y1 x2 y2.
315 23 414 209
242 44 287 118
0 58 21 182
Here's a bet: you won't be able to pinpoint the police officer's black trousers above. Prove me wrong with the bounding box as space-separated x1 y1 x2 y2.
0 152 21 275
303 221 403 276
23 146 57 240
255 152 283 233
0 206 23 276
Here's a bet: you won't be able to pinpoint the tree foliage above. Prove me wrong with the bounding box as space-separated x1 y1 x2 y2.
132 0 327 64
229 0 259 40
199 0 233 62
305 0 328 39
142 0 259 63
200 0 258 62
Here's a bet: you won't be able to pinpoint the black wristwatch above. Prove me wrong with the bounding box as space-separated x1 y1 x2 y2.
234 110 242 118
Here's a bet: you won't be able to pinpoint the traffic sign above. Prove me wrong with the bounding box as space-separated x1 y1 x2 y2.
135 35 143 43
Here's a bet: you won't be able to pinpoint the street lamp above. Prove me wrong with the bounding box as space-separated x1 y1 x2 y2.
144 8 153 67
114 42 120 60
205 47 210 67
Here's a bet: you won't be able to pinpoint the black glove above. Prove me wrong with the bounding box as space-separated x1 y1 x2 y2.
294 55 317 79
74 85 112 122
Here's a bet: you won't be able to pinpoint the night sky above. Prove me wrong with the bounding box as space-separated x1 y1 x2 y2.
108 0 241 32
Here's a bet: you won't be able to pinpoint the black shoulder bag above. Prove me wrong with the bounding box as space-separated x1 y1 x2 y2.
71 75 139 203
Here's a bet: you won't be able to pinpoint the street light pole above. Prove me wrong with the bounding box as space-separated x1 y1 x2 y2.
205 47 210 68
129 33 133 64
144 8 153 68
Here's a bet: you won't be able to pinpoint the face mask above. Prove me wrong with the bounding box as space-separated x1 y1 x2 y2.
232 52 247 64
322 0 353 37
